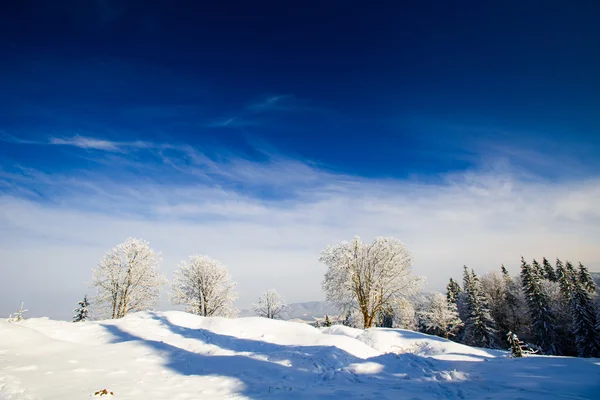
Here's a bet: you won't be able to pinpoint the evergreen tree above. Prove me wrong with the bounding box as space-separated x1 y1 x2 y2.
542 258 557 282
342 311 352 327
324 314 332 327
578 263 596 294
520 257 560 355
461 267 498 348
507 331 523 358
531 259 544 278
73 295 90 322
556 259 573 300
569 273 600 357
446 278 461 305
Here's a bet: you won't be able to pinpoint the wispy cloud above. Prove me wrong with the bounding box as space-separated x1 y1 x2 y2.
2 128 600 320
48 135 128 151
206 94 298 128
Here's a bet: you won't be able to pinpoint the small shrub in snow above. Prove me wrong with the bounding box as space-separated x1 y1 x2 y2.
7 302 27 323
73 295 90 322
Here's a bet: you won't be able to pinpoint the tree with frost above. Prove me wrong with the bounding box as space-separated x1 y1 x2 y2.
418 292 462 339
569 273 600 357
461 267 498 348
8 302 27 323
500 266 530 340
324 314 332 327
577 263 596 294
320 236 423 328
555 259 573 300
91 238 166 319
542 258 557 282
521 257 560 355
171 254 238 317
73 295 90 322
253 289 287 319
446 278 461 305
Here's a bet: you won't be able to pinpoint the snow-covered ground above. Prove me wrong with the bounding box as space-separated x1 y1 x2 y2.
1 312 599 399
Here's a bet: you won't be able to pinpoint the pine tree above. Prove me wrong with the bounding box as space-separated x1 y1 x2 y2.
73 295 90 322
446 278 461 305
556 259 573 300
531 259 544 278
521 257 560 355
578 263 596 294
461 267 498 348
324 314 332 327
507 331 523 358
569 273 600 357
342 311 352 327
542 258 557 282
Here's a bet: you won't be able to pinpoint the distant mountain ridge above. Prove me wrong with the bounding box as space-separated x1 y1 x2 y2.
239 301 340 321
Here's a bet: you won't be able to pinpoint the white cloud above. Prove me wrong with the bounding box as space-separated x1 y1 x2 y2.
1 151 599 320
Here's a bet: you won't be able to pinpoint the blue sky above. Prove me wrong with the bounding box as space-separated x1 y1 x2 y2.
1 1 599 319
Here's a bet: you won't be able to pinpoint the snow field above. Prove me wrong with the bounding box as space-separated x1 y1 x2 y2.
1 311 599 399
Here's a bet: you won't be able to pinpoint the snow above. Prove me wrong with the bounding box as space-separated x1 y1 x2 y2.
1 311 599 399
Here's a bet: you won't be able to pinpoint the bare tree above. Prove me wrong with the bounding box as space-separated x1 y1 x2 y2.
171 254 238 317
321 236 423 328
254 289 287 319
91 238 166 319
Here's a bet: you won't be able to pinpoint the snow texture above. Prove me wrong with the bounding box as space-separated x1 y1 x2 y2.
1 311 599 399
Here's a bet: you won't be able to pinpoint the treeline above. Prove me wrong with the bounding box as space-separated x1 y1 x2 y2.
441 258 600 358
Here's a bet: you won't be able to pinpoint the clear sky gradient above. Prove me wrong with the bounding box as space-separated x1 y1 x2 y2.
1 1 599 319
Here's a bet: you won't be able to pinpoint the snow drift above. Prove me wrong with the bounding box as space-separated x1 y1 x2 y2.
1 311 599 399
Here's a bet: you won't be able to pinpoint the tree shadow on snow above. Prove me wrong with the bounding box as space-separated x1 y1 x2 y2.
99 315 600 399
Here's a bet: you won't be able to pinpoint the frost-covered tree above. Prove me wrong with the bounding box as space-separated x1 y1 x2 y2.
446 278 461 305
461 267 498 348
324 314 332 327
569 272 600 357
91 238 166 319
556 259 573 300
418 292 462 339
254 289 287 319
542 257 557 282
171 255 238 317
73 295 90 322
320 236 423 328
521 258 560 355
481 271 510 341
500 266 530 340
578 263 596 294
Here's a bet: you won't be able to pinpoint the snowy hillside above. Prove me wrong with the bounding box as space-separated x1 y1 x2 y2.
1 312 599 399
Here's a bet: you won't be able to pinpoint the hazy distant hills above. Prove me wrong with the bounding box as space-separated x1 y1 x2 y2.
239 301 340 321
